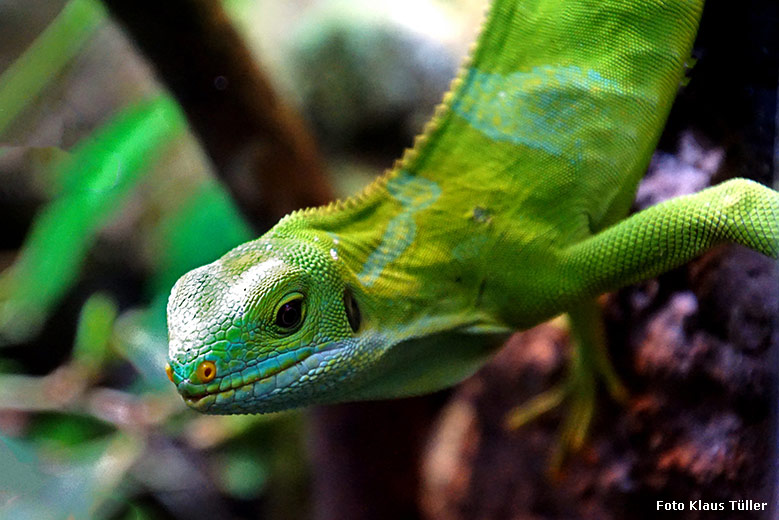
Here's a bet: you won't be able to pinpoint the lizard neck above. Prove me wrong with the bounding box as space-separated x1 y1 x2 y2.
271 170 473 328
270 165 565 334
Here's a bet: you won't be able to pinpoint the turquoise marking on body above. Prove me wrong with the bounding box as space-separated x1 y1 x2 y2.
452 65 624 156
358 170 441 287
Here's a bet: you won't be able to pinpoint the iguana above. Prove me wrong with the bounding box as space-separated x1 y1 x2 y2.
165 0 778 455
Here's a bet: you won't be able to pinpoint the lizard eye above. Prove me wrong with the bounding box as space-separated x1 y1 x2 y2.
275 293 305 332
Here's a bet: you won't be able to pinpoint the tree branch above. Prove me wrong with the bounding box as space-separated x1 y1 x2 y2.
102 0 333 229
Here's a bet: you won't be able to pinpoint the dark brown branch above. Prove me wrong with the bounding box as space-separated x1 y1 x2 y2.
309 398 442 520
101 0 333 229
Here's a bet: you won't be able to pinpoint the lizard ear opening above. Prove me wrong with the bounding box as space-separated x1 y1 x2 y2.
343 288 361 333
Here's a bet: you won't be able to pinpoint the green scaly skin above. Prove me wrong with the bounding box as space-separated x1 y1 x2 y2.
166 0 779 447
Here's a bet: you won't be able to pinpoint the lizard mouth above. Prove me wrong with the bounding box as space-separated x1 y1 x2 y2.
179 346 320 413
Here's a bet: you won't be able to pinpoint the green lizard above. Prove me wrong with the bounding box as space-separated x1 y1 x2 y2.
165 0 779 453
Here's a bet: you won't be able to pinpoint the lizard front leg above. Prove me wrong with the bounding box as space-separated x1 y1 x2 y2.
562 178 778 298
507 178 777 468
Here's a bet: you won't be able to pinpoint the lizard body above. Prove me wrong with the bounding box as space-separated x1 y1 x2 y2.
166 0 778 423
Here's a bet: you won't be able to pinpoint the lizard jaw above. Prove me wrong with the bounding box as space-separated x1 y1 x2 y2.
180 349 315 413
178 343 348 414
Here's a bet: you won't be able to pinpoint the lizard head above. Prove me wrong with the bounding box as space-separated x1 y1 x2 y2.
165 235 368 414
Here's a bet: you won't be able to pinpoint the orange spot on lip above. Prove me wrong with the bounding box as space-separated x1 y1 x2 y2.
165 363 175 383
196 360 217 383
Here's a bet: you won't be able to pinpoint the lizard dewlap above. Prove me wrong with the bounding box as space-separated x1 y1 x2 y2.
166 0 779 450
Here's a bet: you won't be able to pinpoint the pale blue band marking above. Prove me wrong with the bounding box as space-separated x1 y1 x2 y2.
357 170 441 287
452 65 622 156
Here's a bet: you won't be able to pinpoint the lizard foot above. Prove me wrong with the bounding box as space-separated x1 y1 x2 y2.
504 301 628 473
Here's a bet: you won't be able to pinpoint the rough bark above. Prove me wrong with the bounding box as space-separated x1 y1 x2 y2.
418 2 777 518
420 248 777 519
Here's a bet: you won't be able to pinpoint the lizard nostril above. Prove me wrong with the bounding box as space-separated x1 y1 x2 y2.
196 360 217 383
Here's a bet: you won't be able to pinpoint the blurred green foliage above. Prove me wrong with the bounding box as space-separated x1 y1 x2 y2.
0 96 185 342
0 0 105 134
0 1 306 518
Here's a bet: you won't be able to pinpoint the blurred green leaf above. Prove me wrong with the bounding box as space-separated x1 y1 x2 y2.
113 308 171 391
0 0 106 136
212 413 309 515
0 435 46 498
118 504 156 520
153 179 253 295
73 292 119 377
0 432 142 520
27 412 114 452
0 95 186 343
216 449 269 499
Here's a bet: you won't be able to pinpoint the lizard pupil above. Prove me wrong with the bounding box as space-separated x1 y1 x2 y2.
276 299 302 329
